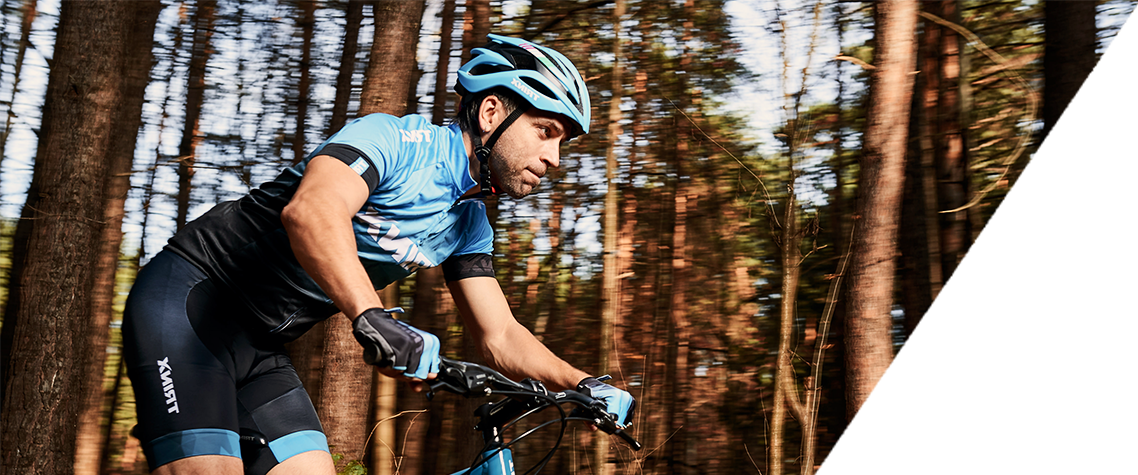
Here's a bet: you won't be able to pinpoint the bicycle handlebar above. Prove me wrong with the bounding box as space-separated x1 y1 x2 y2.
427 357 642 451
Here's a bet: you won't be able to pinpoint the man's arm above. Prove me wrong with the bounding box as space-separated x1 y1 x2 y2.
447 276 589 392
281 155 383 319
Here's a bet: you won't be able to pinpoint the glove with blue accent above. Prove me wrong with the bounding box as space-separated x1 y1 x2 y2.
577 376 637 428
351 307 440 380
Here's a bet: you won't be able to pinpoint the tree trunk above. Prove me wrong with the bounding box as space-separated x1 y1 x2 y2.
0 2 134 472
431 0 458 125
289 0 367 410
319 2 424 471
73 3 163 474
359 1 425 117
317 312 375 469
175 0 216 230
843 0 918 420
0 0 37 184
460 0 491 64
326 0 364 137
290 0 317 165
596 1 625 473
1037 1 1106 471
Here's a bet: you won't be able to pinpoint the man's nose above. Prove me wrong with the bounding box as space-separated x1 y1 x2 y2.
543 146 560 169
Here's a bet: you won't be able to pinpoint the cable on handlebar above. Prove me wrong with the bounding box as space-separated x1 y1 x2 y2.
430 358 641 474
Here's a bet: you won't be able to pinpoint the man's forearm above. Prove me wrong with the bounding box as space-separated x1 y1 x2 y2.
479 321 589 392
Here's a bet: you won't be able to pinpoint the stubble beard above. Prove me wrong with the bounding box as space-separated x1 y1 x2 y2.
488 143 535 199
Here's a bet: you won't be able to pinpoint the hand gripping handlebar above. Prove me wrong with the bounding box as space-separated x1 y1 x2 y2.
427 357 641 451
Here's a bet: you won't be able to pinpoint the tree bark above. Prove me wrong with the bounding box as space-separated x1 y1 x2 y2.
175 0 216 230
0 2 134 472
290 0 317 165
1037 0 1106 473
319 2 424 472
289 0 367 410
597 1 626 472
326 0 364 137
431 0 458 126
843 0 918 420
73 3 163 474
359 1 425 118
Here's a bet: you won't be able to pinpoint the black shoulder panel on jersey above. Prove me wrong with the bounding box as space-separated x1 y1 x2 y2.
319 143 380 191
442 253 495 282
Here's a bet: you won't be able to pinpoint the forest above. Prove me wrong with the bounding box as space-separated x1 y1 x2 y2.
0 0 1134 474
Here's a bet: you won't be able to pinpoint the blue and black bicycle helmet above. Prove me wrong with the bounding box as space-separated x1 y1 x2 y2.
456 34 590 195
457 34 591 136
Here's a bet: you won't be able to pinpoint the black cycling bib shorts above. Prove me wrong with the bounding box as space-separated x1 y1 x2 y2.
122 251 328 474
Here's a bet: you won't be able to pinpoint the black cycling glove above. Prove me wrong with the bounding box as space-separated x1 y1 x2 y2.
351 307 441 380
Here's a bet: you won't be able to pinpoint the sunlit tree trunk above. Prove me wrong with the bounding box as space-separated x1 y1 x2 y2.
175 0 216 230
844 0 918 419
595 1 626 473
1037 1 1106 471
73 3 163 474
0 2 134 472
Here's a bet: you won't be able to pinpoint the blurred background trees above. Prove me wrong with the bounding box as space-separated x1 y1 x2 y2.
0 0 1133 474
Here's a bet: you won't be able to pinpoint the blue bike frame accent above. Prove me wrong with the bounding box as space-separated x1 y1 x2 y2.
449 448 515 475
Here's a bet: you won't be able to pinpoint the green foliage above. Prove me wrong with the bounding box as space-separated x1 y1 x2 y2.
331 453 367 475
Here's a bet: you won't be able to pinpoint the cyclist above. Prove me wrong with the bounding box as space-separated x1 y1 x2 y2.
122 34 635 475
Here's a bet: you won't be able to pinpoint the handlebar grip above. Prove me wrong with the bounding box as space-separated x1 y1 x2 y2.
613 428 642 451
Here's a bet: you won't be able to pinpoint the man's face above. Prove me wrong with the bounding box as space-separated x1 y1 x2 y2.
488 109 570 199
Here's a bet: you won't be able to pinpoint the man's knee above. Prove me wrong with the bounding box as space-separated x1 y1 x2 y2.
151 454 243 475
267 450 335 475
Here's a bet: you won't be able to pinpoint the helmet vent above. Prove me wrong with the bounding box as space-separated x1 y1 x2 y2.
521 77 557 101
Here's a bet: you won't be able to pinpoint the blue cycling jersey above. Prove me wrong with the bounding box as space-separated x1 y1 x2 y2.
166 113 491 341
306 113 492 284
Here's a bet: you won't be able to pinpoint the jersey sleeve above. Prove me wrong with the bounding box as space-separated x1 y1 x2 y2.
441 200 495 281
310 113 404 192
319 143 381 191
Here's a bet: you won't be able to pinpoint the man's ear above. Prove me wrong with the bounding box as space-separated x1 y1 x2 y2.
477 95 503 134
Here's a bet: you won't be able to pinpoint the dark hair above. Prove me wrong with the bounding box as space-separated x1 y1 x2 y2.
454 88 526 133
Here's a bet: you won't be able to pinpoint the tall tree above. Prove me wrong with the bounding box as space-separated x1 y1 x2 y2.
73 3 163 474
1037 0 1106 473
291 0 317 165
431 0 457 126
597 1 626 473
288 0 367 410
326 0 364 137
843 0 918 419
319 2 424 473
175 0 217 230
0 2 136 472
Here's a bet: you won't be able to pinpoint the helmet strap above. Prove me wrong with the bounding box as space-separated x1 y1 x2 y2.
472 105 529 197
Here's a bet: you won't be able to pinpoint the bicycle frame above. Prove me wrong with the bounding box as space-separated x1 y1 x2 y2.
449 448 515 475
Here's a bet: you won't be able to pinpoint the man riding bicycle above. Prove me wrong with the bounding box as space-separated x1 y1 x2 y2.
122 34 635 475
